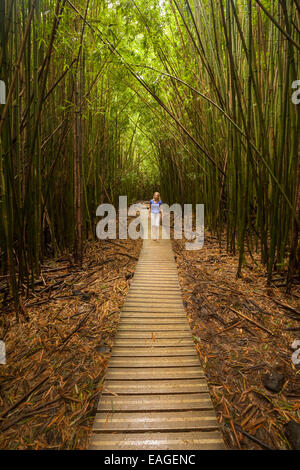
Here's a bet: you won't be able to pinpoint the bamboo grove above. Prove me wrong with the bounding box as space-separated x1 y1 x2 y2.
0 0 299 313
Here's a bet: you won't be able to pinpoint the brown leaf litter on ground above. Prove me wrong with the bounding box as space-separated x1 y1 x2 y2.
0 237 142 449
172 232 300 450
1 222 299 450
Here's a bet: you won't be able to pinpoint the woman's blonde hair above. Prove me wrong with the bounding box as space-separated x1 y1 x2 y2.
153 192 160 201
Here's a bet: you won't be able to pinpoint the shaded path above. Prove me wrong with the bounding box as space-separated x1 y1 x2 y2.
88 230 225 450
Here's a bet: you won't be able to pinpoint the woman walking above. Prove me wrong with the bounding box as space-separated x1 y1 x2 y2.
149 192 163 241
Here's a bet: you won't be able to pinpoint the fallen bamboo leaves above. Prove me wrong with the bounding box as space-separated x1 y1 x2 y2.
173 232 300 450
0 237 142 449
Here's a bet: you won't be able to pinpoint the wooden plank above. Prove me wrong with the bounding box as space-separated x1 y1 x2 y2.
132 275 178 279
129 287 181 292
123 302 184 307
111 347 197 357
134 272 178 275
122 305 185 310
117 324 191 331
92 410 220 432
97 393 214 411
105 367 204 380
135 262 176 265
132 279 179 283
88 431 225 450
102 379 209 395
130 273 178 276
124 299 183 303
134 271 178 274
108 356 201 368
120 312 186 318
133 276 179 280
118 319 189 325
112 339 194 347
124 298 183 303
125 289 182 303
130 284 180 289
131 284 180 287
124 299 183 304
115 331 193 339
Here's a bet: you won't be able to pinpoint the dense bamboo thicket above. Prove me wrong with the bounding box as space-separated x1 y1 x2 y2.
154 0 300 282
0 0 158 311
0 0 299 312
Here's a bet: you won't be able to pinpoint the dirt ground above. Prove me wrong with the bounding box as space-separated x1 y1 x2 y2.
173 232 300 450
0 227 299 450
0 237 142 449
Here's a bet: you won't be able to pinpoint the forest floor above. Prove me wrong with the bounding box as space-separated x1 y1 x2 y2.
0 228 299 450
0 236 142 449
173 233 300 450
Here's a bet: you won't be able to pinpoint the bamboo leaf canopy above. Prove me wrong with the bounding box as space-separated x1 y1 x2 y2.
0 0 299 306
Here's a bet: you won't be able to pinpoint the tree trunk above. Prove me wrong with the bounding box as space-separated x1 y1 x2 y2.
73 71 83 266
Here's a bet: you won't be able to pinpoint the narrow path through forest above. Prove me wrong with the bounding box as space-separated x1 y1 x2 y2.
88 229 225 450
0 0 300 453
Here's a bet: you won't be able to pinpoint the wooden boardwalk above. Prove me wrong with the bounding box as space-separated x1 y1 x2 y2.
88 231 225 450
